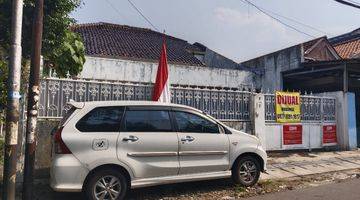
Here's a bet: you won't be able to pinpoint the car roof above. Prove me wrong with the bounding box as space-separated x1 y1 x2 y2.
69 100 202 112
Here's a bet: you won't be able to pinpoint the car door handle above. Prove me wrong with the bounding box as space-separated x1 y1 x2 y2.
181 136 195 142
122 135 139 142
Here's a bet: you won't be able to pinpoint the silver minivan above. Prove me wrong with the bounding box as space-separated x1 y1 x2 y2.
50 101 267 200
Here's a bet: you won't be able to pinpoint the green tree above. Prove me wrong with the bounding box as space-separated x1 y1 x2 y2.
46 29 85 77
0 0 86 114
0 0 85 76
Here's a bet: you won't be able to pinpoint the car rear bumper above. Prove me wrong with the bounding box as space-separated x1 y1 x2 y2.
50 154 89 192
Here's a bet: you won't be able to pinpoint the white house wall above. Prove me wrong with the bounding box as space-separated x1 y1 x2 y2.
79 56 255 88
242 46 302 91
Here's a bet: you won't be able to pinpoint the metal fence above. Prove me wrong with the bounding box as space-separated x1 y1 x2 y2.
39 78 253 121
264 94 336 123
39 78 337 124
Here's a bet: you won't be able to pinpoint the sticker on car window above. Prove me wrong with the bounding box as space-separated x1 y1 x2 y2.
92 139 109 151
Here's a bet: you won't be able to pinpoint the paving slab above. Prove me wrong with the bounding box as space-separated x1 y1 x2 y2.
264 149 360 180
339 157 360 165
261 167 296 179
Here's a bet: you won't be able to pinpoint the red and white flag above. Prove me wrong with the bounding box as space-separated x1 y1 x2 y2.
152 38 171 103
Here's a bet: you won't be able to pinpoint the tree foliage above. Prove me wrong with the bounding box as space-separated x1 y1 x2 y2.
46 29 85 77
0 46 8 122
0 59 7 110
0 0 85 76
0 0 85 116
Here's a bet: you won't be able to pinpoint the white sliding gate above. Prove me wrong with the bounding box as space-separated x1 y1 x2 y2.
254 93 337 151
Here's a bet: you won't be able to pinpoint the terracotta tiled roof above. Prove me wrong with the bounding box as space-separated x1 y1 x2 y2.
333 39 360 59
330 28 360 59
71 22 204 66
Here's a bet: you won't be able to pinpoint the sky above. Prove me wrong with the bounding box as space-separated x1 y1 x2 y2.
71 0 360 62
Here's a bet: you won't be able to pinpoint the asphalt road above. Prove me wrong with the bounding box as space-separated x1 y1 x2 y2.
244 178 360 200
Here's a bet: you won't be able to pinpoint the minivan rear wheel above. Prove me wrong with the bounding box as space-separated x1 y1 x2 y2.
84 168 128 200
232 156 260 187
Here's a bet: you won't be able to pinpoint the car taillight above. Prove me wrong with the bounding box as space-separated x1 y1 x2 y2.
53 127 72 154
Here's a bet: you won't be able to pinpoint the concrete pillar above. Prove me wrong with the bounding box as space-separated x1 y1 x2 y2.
330 91 357 150
337 91 349 150
253 93 267 150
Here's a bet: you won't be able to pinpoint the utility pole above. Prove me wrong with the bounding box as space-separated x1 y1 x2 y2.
22 0 43 199
2 0 24 199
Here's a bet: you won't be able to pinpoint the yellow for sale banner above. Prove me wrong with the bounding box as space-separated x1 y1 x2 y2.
275 91 301 123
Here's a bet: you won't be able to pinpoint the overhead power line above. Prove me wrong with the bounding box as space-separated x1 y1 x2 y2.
258 6 330 36
240 0 316 38
348 0 360 5
127 0 160 31
104 0 131 24
334 0 360 9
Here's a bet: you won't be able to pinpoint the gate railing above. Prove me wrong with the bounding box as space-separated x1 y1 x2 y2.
264 94 336 123
39 77 253 121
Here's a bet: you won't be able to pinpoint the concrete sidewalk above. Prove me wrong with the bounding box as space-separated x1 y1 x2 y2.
262 149 360 180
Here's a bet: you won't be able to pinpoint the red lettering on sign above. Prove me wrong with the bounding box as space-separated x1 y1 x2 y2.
323 125 337 144
276 95 300 105
283 124 302 145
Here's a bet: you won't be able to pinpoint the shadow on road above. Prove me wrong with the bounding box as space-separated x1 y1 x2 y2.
34 178 234 200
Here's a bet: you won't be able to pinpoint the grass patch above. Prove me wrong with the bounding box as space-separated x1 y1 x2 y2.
235 185 247 193
258 179 273 186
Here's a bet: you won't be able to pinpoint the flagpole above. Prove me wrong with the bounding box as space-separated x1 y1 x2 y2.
163 30 166 44
162 30 170 103
162 29 170 103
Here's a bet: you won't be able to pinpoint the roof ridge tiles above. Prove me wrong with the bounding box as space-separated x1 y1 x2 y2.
71 22 187 43
71 22 205 66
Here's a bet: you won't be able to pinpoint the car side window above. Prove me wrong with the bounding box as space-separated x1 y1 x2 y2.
174 111 220 134
123 110 172 132
76 106 124 132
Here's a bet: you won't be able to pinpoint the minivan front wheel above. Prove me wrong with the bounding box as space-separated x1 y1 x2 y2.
85 169 128 200
232 156 260 187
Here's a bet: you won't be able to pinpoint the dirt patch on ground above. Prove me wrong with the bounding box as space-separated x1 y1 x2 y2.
125 169 360 200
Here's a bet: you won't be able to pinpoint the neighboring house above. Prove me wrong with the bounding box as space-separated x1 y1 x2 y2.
241 31 360 148
241 37 340 91
71 22 256 88
329 28 360 59
240 28 360 92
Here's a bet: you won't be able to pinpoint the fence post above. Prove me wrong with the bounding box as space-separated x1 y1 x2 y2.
320 97 324 148
250 92 255 135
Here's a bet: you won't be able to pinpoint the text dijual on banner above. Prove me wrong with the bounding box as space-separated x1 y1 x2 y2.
275 91 301 123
